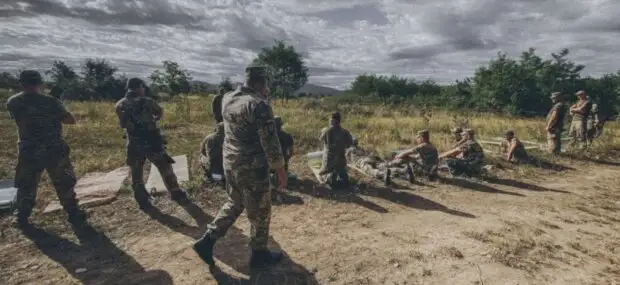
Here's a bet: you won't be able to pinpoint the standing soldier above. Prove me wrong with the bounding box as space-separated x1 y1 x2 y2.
7 70 87 228
319 112 354 189
199 122 225 184
115 78 187 210
193 65 287 269
546 92 568 154
568 90 592 150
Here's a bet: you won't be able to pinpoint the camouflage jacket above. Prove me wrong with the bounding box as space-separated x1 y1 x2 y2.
546 102 568 133
221 86 284 170
409 142 439 170
319 124 353 173
115 92 163 143
571 99 592 123
201 123 225 157
212 94 224 123
6 91 70 149
459 140 485 165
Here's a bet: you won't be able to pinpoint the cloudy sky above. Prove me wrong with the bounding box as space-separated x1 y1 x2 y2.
1 0 619 89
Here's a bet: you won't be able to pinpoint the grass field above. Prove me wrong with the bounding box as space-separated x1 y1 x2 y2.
1 92 620 284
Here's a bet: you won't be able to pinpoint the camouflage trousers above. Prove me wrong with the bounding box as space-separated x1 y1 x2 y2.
14 143 79 217
204 166 272 250
446 158 483 177
127 142 181 199
546 131 562 154
351 158 406 179
409 160 439 179
568 120 587 149
199 154 224 181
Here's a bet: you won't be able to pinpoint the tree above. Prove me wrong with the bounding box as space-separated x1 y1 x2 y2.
81 58 122 100
0 72 19 90
252 40 309 100
149 60 192 96
46 60 79 90
218 77 234 92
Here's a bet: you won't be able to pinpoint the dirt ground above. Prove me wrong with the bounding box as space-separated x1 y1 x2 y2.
1 155 620 285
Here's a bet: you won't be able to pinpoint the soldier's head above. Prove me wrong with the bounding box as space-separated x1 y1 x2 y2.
504 130 515 140
274 116 283 131
452 127 463 141
330 112 341 126
416 129 430 143
244 65 269 98
461 128 475 140
126 78 146 96
19 70 43 92
575 90 587 100
550 92 562 103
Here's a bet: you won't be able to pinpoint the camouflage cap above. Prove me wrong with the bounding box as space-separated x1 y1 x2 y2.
417 129 429 137
550 92 562 99
452 127 463 134
461 128 474 136
244 65 268 83
19 70 43 86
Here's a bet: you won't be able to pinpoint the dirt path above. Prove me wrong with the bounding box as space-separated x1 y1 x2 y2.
1 159 620 285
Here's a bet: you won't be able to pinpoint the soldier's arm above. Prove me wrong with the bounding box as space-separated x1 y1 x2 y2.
255 102 285 170
147 98 163 120
55 98 76 124
200 136 209 156
319 128 327 144
546 109 558 131
395 146 419 159
507 138 518 160
344 130 354 149
439 146 463 159
574 101 590 113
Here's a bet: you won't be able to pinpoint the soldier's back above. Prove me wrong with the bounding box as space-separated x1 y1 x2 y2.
7 91 66 147
221 87 270 168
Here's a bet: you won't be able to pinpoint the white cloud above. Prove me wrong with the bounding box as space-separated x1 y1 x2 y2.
1 0 620 89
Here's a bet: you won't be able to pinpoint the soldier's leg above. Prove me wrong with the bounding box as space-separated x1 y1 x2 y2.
547 132 560 154
46 154 86 225
578 122 587 149
568 122 578 149
13 158 44 226
127 145 151 207
199 154 212 183
446 158 467 176
194 168 247 266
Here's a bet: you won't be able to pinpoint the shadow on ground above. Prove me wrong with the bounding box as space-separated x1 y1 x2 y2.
438 177 525 197
20 224 174 285
295 178 389 213
484 177 572 194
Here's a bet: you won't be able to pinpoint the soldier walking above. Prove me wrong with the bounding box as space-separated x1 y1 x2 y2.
6 70 87 229
193 65 287 269
115 78 187 210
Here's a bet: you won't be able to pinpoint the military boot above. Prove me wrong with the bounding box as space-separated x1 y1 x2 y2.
383 169 392 186
405 164 415 183
193 235 216 266
250 249 283 269
133 185 153 210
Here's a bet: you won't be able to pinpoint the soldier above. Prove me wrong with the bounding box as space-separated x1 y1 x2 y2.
274 116 294 173
319 112 354 189
346 138 406 186
452 127 466 147
568 90 592 150
193 65 287 269
393 130 439 181
200 122 225 184
546 92 568 154
212 87 231 124
439 129 485 177
500 130 530 164
115 78 187 210
6 70 87 228
586 97 599 145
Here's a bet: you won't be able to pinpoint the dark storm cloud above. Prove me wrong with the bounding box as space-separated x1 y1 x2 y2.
305 3 388 27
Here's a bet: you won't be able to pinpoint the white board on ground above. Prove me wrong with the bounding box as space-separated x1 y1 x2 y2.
146 155 189 195
0 180 18 210
43 167 130 213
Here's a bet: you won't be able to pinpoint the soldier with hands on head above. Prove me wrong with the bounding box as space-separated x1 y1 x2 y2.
193 65 287 269
7 70 87 229
115 78 187 210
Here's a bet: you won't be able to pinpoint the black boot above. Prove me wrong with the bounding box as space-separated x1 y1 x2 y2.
67 208 87 226
406 165 415 183
193 235 216 266
250 249 283 269
383 169 392 186
134 186 153 210
12 208 31 229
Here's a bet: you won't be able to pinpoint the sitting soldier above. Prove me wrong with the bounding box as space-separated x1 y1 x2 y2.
393 130 439 181
452 127 466 148
346 138 408 186
439 128 485 177
199 122 225 184
499 130 530 164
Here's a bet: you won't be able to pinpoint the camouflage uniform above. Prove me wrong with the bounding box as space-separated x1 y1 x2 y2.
568 96 591 149
500 136 529 164
212 89 225 123
6 70 85 225
446 139 485 177
345 146 406 180
274 116 294 172
115 87 184 206
406 142 439 177
546 94 568 154
200 122 225 181
201 80 284 252
319 119 353 187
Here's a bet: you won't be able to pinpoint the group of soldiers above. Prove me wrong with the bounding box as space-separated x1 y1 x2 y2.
3 67 609 271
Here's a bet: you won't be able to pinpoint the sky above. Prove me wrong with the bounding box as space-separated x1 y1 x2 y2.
1 0 619 90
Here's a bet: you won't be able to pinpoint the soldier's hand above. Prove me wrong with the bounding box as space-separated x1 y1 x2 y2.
276 167 287 190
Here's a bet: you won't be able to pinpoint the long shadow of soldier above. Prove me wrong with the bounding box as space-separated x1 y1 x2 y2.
295 178 389 213
143 199 319 284
20 223 173 285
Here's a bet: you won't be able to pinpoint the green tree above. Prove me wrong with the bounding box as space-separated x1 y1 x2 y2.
252 40 309 100
218 77 234 92
45 60 79 90
0 72 19 90
149 60 192 96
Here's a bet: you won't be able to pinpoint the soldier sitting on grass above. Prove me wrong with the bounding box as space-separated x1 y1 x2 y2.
393 129 439 181
199 122 225 185
345 138 409 186
499 130 531 164
439 128 485 178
